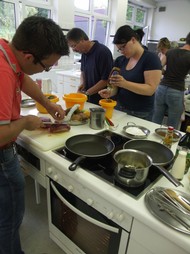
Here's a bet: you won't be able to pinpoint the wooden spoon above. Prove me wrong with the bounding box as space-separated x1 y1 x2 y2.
165 189 190 211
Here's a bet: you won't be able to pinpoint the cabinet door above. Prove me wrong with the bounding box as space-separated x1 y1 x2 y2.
127 239 152 254
64 83 79 94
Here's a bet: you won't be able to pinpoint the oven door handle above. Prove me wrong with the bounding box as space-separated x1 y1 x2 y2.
51 181 119 233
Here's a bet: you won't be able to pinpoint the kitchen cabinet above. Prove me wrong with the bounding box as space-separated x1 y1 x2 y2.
56 70 80 95
127 219 188 254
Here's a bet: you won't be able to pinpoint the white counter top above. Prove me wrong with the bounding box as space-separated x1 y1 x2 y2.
19 98 190 253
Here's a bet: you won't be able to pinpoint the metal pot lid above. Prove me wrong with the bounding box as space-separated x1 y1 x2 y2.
21 98 35 108
145 187 190 234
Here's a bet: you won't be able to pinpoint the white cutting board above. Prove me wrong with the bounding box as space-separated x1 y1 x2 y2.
19 128 75 151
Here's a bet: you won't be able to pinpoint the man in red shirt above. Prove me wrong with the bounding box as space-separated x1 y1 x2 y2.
0 16 69 254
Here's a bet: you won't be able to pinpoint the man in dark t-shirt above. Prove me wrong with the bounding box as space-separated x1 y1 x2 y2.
66 28 113 105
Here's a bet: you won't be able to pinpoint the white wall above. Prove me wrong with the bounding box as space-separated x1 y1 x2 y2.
150 0 190 41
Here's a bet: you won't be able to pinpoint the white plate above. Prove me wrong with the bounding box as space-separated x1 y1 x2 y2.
123 125 150 139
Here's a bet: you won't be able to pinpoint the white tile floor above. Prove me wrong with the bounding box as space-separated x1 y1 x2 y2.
20 176 65 254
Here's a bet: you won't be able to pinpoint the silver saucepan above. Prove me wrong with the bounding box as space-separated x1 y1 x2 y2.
123 140 183 187
114 149 152 187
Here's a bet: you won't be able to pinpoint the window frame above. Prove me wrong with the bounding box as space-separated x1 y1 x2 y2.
74 0 111 44
126 2 147 29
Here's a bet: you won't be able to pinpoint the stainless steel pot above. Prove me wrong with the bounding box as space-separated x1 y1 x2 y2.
114 149 152 187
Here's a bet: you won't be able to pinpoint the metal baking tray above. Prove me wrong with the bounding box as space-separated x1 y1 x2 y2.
21 99 36 108
145 187 190 234
123 122 150 139
155 127 182 142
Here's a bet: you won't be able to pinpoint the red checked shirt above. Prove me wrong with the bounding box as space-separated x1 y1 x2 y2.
0 39 24 125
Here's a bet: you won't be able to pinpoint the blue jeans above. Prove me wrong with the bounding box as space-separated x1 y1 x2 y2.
152 85 184 129
0 144 25 254
116 104 154 121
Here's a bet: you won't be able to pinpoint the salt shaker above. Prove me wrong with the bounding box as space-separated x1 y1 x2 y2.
171 150 187 180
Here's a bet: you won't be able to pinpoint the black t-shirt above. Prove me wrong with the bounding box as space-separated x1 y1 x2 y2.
161 48 190 91
114 50 161 111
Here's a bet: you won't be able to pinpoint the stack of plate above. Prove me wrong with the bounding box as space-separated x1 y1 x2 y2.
145 187 190 234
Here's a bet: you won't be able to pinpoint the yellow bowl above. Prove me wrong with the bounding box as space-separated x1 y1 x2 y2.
36 94 59 113
99 99 117 119
63 93 87 110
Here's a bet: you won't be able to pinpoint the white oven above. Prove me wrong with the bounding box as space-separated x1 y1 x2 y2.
46 162 133 254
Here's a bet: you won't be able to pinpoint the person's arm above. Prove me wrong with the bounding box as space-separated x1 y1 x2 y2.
86 79 108 95
109 69 162 96
77 71 85 92
22 74 65 120
0 115 43 146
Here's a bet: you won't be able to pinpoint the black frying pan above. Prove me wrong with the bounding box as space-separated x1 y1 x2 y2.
65 134 115 171
123 140 183 187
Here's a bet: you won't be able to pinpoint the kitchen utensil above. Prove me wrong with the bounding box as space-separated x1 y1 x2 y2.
123 122 150 139
114 149 152 187
65 134 115 171
21 99 35 108
99 99 117 119
89 108 105 130
63 93 87 110
165 189 190 212
155 127 182 142
123 140 183 187
145 187 190 234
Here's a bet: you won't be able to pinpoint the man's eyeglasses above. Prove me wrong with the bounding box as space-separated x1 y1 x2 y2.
34 55 52 72
117 43 127 53
24 51 52 72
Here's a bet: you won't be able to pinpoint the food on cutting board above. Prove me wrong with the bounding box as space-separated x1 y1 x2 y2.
40 117 71 133
65 107 90 122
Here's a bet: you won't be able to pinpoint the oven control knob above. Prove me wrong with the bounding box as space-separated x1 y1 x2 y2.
67 185 74 192
107 211 114 219
47 167 53 174
116 213 124 222
86 198 93 206
53 174 58 181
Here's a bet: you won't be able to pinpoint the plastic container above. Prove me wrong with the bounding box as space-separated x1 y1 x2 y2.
35 94 59 114
171 150 187 180
63 93 87 110
99 99 117 119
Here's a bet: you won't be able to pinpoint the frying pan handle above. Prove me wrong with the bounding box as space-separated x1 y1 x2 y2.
68 156 86 171
156 165 184 187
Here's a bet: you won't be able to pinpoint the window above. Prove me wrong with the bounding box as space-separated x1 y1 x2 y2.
0 0 52 41
74 0 111 45
126 2 147 29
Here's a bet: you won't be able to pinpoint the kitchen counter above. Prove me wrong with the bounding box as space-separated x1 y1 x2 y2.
19 97 190 254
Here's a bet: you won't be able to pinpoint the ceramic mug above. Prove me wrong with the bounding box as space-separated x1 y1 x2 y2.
41 78 52 94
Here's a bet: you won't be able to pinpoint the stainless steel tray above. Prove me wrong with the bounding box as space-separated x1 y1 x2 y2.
155 127 182 142
145 187 190 234
122 122 150 139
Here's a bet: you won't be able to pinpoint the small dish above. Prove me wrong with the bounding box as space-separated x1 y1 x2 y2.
68 119 88 126
155 128 182 142
21 99 35 108
122 123 150 139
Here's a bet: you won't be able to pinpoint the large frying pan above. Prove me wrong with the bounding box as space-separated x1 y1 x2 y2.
65 134 115 171
123 140 183 187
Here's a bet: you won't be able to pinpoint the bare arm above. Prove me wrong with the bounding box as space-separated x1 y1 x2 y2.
86 79 108 95
0 115 43 146
22 74 65 120
109 69 162 96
